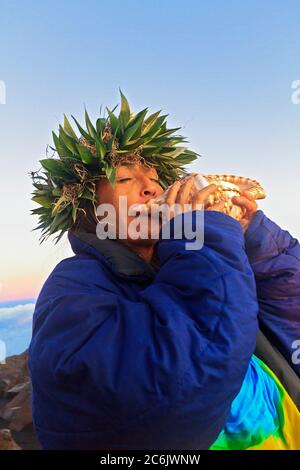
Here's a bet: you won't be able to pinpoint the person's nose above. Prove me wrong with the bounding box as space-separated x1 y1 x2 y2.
140 177 157 200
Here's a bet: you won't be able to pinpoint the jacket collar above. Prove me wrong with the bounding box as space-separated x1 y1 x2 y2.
68 229 158 282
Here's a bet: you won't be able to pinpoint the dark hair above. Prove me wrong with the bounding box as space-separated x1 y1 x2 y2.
72 200 98 234
72 180 100 234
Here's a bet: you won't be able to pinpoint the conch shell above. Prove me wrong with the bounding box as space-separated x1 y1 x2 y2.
190 173 266 220
136 173 266 221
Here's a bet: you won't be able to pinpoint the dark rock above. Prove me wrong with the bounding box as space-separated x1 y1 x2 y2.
1 381 32 432
0 350 29 394
0 428 21 450
0 350 40 449
6 380 30 396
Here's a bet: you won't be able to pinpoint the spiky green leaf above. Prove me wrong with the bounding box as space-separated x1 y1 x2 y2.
63 115 78 140
106 108 119 135
52 131 72 157
118 89 131 131
142 115 168 140
123 108 148 144
85 109 98 139
94 135 106 160
71 115 94 143
96 117 106 136
31 195 53 207
105 165 116 186
39 159 76 180
52 188 62 196
143 110 161 131
76 143 95 164
59 126 78 154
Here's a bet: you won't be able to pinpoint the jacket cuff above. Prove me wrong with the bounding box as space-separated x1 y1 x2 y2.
244 210 282 264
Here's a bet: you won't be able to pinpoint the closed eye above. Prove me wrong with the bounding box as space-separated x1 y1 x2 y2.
117 178 160 183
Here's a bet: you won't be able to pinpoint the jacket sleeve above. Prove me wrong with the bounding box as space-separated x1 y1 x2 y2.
245 210 300 377
29 210 259 450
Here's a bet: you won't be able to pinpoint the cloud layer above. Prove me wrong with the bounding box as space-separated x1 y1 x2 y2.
0 303 35 323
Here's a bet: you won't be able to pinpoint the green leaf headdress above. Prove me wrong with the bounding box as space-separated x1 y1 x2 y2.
30 89 200 244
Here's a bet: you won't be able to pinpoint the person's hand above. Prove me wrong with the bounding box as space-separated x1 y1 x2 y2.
232 190 258 234
164 176 221 221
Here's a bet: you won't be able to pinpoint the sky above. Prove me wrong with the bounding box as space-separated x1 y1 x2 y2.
0 0 300 306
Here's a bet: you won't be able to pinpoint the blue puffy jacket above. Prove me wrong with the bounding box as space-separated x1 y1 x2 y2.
244 211 300 377
28 210 299 449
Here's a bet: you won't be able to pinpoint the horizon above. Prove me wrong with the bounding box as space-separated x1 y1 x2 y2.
1 0 300 307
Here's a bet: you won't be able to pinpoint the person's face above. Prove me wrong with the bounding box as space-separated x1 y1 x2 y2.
96 163 164 245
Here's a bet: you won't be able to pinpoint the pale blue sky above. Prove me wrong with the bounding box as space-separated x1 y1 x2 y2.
0 0 299 301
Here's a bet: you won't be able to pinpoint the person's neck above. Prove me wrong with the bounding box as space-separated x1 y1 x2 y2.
119 240 155 263
128 244 155 263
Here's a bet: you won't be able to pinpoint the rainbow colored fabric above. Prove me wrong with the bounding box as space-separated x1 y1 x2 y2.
210 355 300 450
